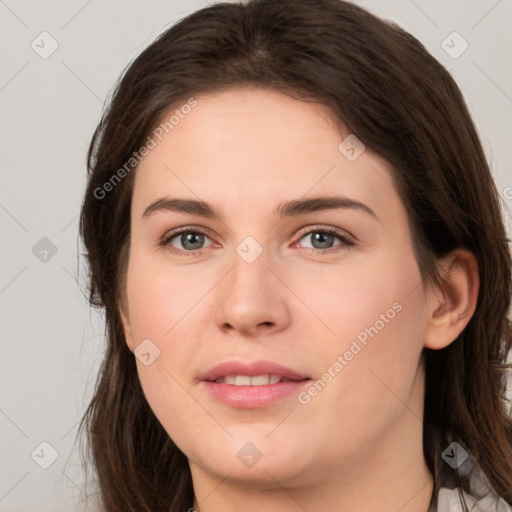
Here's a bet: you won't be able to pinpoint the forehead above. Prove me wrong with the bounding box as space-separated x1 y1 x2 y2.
132 87 401 223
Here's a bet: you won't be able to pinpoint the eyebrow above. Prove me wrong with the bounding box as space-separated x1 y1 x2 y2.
142 195 379 221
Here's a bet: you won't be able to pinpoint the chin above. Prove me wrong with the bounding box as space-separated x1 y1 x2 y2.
188 431 316 487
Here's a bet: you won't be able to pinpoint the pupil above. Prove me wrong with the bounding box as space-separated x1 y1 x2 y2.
183 233 203 250
313 232 333 249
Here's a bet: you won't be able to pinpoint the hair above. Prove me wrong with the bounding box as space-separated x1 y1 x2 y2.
77 0 512 510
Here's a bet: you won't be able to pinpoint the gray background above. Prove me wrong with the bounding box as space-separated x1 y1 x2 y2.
1 1 511 510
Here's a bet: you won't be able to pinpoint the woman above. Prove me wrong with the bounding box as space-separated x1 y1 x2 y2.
78 0 512 510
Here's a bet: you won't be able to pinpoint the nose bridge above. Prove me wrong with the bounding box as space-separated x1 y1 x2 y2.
229 233 271 297
213 232 289 335
234 233 266 267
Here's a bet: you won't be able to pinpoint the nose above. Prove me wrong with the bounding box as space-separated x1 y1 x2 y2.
213 246 291 338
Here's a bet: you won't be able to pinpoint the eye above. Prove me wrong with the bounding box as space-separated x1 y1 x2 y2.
295 226 355 253
160 227 214 255
159 225 355 256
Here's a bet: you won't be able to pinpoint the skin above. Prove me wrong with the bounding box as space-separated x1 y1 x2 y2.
120 86 479 512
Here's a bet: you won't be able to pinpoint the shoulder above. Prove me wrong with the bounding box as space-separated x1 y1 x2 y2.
432 460 512 512
435 486 512 512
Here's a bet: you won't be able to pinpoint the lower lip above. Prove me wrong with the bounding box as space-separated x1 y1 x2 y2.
202 380 311 408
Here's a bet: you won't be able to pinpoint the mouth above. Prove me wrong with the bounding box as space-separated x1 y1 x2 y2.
211 374 302 385
200 360 312 408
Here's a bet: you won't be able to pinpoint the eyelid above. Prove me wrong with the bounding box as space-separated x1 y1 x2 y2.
295 224 356 243
161 225 211 240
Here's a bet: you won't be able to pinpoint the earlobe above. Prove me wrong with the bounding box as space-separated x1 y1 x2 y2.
424 249 479 350
119 305 135 353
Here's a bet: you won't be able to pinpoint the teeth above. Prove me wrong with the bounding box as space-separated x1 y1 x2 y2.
250 375 270 386
214 374 284 385
234 375 251 386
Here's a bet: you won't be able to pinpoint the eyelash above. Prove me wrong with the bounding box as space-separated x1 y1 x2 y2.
159 225 356 257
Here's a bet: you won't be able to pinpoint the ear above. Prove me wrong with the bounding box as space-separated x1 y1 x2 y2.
424 248 479 350
119 303 135 353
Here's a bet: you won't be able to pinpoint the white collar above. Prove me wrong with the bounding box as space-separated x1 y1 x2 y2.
432 461 512 512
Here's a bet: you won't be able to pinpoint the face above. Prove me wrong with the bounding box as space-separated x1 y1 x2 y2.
121 87 430 488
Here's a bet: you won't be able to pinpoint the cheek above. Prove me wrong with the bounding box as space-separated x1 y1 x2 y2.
301 245 423 351
123 249 208 437
298 250 426 441
125 247 192 342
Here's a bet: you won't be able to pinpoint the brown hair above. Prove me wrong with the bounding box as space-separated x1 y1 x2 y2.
77 0 512 510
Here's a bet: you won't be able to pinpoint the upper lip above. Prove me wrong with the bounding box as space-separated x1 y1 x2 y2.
200 360 310 382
